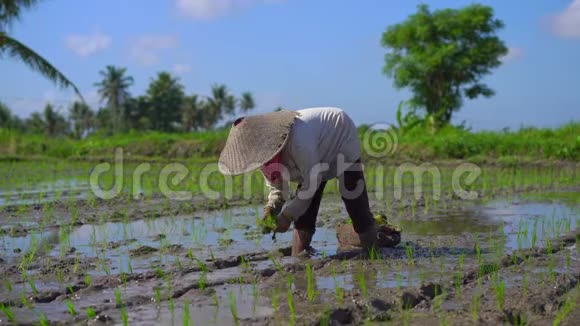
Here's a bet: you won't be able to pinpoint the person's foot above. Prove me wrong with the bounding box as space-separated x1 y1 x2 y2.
357 223 378 251
292 229 314 256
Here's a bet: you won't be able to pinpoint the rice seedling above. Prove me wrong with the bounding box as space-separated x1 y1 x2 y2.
4 279 13 293
286 275 296 323
66 298 77 316
121 306 128 326
306 263 317 302
20 291 33 309
269 254 284 275
471 293 481 322
491 272 505 311
272 287 280 312
114 288 123 307
87 307 97 319
404 243 415 266
198 272 207 290
331 267 344 305
357 268 367 297
27 276 38 295
183 300 191 326
395 264 404 290
553 288 578 326
38 312 49 326
0 303 14 322
429 241 435 264
187 248 194 261
229 291 239 325
154 287 162 304
169 296 175 317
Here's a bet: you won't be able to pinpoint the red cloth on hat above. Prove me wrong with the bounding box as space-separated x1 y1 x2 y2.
260 152 283 184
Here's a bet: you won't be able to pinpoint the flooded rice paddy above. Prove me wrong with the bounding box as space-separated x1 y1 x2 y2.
0 161 579 325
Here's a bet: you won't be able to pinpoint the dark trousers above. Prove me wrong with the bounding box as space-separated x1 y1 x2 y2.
293 159 374 234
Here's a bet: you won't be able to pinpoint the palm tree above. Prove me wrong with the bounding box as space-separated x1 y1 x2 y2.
94 65 134 133
69 101 94 138
43 103 68 136
224 95 236 118
239 92 255 113
181 94 203 132
198 84 228 130
0 0 84 102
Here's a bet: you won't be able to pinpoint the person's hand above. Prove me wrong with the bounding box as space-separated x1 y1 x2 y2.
260 206 277 234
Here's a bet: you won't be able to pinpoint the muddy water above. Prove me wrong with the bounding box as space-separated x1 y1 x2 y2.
0 191 579 325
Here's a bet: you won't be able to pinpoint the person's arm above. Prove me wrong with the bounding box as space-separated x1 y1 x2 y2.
278 142 326 222
263 173 288 217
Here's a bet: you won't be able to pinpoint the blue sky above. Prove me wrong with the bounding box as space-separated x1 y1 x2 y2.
1 0 579 131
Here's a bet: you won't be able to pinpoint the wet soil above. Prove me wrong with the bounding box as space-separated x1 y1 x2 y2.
0 179 579 325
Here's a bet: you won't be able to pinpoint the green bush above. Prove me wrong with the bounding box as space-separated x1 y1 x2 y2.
1 121 578 162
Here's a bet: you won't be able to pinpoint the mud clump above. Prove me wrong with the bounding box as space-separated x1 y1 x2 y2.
0 224 28 237
370 298 392 312
419 282 442 300
107 239 137 249
401 291 422 309
32 290 62 303
218 238 235 246
152 233 166 241
503 309 527 325
164 244 184 253
321 308 354 325
130 245 158 256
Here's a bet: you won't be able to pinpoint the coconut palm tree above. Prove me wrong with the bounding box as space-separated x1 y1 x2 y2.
0 0 84 102
94 65 134 133
69 101 94 138
199 84 228 129
239 92 255 113
181 94 203 132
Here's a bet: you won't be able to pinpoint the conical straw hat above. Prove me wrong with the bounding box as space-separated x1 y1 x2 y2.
218 109 300 176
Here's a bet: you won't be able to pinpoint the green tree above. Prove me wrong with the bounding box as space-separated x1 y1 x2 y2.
24 111 44 133
0 0 84 101
146 71 184 132
94 65 134 133
43 103 67 136
381 3 508 128
181 94 204 132
0 101 13 127
69 101 94 138
95 107 112 134
205 84 228 124
239 92 255 114
124 95 151 131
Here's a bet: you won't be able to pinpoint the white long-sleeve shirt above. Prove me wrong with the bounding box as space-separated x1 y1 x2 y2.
264 107 362 220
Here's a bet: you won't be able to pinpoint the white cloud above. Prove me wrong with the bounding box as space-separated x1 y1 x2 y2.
545 0 580 38
501 47 524 63
175 0 285 20
173 63 192 74
65 31 111 57
130 35 178 66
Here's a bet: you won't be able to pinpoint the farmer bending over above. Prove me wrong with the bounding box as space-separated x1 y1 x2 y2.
218 107 379 256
